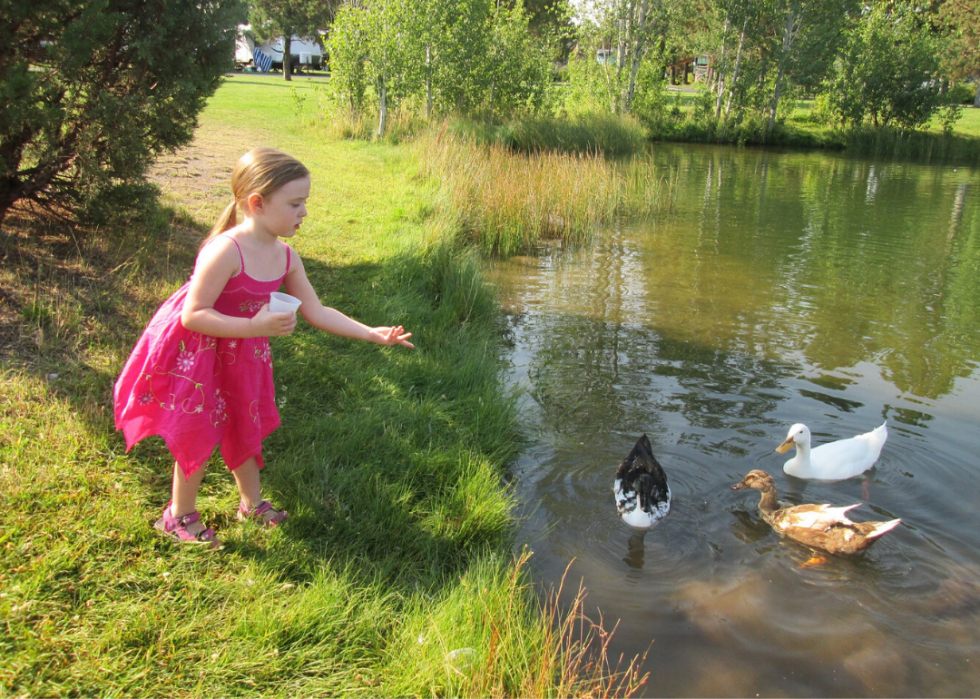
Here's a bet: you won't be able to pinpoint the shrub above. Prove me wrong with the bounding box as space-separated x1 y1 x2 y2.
0 0 243 228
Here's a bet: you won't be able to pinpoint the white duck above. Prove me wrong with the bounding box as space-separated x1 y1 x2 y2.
777 421 888 480
614 434 671 528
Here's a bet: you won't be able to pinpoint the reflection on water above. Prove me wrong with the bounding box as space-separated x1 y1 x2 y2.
491 144 980 697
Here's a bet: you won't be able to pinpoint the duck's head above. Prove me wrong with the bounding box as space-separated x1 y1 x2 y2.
776 423 810 454
732 469 775 491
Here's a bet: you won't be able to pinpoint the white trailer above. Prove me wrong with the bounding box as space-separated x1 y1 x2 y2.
235 27 324 72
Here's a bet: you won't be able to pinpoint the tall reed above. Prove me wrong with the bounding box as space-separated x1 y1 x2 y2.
449 113 648 156
419 133 676 256
380 548 649 698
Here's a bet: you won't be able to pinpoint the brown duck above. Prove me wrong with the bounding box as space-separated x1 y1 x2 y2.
732 469 901 555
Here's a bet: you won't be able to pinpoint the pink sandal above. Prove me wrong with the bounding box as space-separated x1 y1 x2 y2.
238 499 288 527
154 502 220 549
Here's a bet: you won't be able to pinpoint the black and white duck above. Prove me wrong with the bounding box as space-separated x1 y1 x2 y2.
613 434 671 528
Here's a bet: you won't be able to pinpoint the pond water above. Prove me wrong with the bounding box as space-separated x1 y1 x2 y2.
489 144 980 697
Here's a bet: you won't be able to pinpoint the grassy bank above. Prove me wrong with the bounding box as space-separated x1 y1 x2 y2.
0 76 644 696
432 91 980 165
640 89 980 163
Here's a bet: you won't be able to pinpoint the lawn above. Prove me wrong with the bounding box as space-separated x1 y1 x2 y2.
0 75 642 697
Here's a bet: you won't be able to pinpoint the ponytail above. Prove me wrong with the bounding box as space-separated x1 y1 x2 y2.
199 147 309 251
200 200 238 250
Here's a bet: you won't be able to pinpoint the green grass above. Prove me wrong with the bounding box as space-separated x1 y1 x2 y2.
449 112 649 156
0 75 646 697
942 103 980 137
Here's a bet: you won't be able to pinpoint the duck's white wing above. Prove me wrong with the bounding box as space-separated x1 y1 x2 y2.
809 423 887 480
774 503 861 531
614 479 635 515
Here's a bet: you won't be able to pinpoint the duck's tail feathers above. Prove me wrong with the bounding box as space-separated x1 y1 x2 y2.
865 518 902 539
627 434 654 461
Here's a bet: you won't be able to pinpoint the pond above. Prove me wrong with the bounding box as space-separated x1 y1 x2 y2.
489 144 980 697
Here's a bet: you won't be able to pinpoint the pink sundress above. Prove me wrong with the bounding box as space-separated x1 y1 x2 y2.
113 236 292 478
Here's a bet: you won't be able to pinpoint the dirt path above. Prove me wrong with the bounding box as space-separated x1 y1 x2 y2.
149 125 268 224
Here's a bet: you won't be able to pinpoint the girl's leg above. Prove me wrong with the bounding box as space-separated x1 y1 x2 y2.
231 456 286 525
231 456 262 510
171 461 208 538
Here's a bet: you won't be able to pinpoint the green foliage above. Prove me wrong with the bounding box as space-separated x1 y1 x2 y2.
938 103 964 137
693 86 717 123
947 81 977 105
326 0 558 135
561 51 620 115
483 2 555 117
325 4 369 117
631 59 671 129
825 2 945 130
0 0 243 227
939 0 980 91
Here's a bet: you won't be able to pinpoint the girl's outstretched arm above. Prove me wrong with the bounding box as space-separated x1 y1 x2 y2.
284 249 414 348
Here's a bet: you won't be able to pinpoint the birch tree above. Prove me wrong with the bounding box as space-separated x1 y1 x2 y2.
764 0 855 136
940 0 980 108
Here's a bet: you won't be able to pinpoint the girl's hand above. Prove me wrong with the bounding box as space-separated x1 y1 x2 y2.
370 325 414 348
250 304 298 337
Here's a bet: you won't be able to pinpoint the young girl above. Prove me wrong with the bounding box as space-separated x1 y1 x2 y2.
114 147 413 548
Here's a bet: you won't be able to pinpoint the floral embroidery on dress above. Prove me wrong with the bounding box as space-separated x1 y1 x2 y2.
175 350 195 372
255 341 272 365
239 299 265 314
138 391 154 406
211 389 230 427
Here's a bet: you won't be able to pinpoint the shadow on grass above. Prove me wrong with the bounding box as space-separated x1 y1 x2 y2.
4 200 520 601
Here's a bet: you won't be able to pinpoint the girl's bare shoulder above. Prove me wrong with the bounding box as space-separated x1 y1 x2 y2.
195 234 242 275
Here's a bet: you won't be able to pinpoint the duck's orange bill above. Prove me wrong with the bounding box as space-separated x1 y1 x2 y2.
775 439 794 454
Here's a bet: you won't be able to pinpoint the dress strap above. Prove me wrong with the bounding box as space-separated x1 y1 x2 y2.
222 235 246 276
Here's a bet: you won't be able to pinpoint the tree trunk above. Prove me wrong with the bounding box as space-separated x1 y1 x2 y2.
0 131 29 229
377 77 387 138
975 82 980 108
624 0 650 112
725 15 749 119
715 12 730 119
767 8 797 137
616 3 627 82
425 44 433 119
283 32 293 81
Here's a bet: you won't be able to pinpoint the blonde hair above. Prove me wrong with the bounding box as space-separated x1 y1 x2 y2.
202 147 310 247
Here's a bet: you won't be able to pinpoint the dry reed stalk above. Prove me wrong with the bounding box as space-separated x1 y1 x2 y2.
462 549 649 699
419 134 675 255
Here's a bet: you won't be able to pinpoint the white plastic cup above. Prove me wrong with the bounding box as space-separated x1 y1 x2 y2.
269 291 302 314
